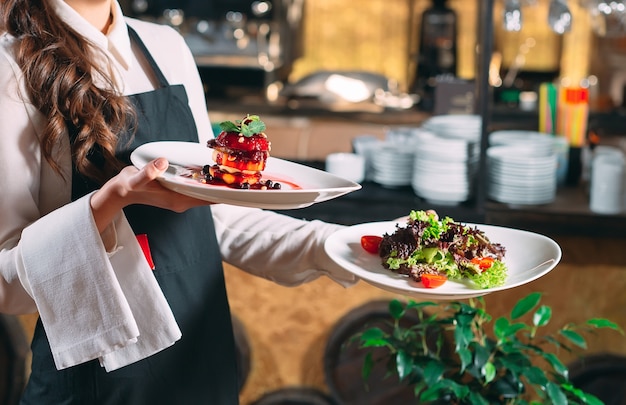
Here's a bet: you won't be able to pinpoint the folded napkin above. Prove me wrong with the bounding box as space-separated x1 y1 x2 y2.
19 197 181 372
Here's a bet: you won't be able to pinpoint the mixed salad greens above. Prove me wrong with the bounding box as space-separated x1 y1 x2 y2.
375 210 507 289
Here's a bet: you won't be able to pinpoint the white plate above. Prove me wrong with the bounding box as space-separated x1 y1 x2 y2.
324 221 561 300
130 141 361 209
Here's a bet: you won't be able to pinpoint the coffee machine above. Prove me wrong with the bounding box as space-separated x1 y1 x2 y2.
123 0 304 100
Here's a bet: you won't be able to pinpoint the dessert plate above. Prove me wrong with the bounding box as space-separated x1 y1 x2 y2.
325 221 561 300
130 141 361 209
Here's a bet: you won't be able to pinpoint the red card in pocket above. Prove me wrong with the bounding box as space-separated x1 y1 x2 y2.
135 234 155 270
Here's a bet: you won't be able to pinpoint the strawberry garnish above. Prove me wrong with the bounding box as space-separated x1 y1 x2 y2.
211 115 270 152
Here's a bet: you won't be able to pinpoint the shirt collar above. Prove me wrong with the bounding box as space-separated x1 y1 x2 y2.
50 0 133 70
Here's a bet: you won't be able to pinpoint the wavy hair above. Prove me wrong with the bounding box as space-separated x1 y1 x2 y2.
1 0 136 184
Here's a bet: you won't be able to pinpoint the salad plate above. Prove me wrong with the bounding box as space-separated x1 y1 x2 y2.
324 221 561 300
130 141 361 210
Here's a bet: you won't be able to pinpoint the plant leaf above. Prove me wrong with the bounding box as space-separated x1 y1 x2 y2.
473 342 491 373
413 381 427 398
495 317 529 340
559 329 587 349
562 383 605 405
423 359 446 386
494 317 510 340
458 347 472 373
533 305 552 327
587 318 623 332
482 361 496 384
420 380 469 403
418 384 442 402
541 352 568 378
544 335 571 352
362 352 373 380
490 371 523 398
499 354 528 374
360 327 389 347
389 299 405 320
360 327 385 340
467 390 490 405
406 300 438 311
522 365 549 387
454 323 474 351
361 339 388 348
395 350 413 380
546 381 568 405
511 292 542 319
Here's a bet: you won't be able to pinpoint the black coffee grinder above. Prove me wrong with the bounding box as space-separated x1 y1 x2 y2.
411 0 458 111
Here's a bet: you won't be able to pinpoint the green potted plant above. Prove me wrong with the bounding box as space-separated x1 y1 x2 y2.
356 292 623 405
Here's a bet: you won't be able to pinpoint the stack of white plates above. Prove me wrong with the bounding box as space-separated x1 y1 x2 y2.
371 143 415 187
422 114 482 143
411 131 479 205
489 130 556 154
487 145 557 205
489 130 569 185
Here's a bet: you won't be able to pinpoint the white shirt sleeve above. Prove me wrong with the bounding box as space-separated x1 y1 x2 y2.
211 204 358 287
0 37 47 314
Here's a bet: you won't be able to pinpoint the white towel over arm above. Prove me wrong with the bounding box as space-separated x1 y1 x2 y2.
17 195 181 372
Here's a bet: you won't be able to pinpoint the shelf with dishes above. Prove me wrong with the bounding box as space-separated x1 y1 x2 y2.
276 114 626 239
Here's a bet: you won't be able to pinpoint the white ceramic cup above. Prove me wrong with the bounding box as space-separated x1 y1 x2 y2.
325 152 365 183
590 152 625 214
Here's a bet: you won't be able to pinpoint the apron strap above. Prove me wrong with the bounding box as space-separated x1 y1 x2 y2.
127 25 170 88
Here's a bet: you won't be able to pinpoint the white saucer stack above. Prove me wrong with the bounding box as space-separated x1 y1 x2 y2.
411 130 479 205
370 143 415 187
489 130 555 148
487 145 557 205
422 114 482 143
408 115 482 205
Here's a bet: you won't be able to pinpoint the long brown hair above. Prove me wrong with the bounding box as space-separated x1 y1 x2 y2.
1 0 135 184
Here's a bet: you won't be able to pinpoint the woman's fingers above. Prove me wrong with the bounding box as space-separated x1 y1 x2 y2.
131 158 214 210
91 159 214 232
126 157 168 189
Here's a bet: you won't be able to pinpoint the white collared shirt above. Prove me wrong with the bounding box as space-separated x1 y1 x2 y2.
0 0 356 318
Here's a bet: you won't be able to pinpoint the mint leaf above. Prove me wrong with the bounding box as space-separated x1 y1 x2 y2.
219 121 239 133
218 115 267 137
243 120 266 136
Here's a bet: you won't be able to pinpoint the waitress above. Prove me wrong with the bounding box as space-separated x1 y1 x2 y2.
0 0 357 404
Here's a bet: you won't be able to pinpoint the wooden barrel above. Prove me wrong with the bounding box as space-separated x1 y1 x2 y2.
568 353 626 405
232 314 251 392
250 387 337 405
323 300 449 405
0 314 29 405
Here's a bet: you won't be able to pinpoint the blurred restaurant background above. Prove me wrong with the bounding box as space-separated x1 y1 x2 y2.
4 1 626 404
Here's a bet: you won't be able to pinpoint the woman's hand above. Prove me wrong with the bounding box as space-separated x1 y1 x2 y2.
90 157 212 233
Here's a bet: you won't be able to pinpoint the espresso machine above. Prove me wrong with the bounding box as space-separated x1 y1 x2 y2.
123 0 304 100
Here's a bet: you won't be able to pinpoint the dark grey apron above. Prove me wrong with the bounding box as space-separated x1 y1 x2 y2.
20 27 239 405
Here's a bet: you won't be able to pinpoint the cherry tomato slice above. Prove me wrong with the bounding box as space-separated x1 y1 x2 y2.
421 273 448 288
360 235 383 254
471 257 495 270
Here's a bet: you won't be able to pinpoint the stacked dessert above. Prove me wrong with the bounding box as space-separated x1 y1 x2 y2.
204 115 279 189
